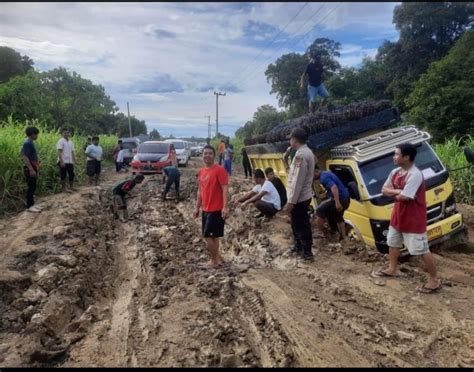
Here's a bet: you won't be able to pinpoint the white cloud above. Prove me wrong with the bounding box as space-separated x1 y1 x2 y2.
0 2 399 136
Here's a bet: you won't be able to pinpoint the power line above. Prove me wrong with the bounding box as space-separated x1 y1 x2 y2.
238 2 342 86
224 2 309 88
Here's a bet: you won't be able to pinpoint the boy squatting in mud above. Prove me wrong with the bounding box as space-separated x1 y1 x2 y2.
111 174 145 221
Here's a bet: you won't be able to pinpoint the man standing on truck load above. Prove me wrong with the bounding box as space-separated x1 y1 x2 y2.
194 145 229 269
112 174 144 221
57 127 77 192
285 128 315 261
374 143 441 293
313 166 350 241
21 126 42 213
161 165 181 202
300 51 329 113
235 169 281 218
85 136 103 186
265 167 287 208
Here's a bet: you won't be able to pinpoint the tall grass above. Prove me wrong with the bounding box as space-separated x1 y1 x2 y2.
0 117 118 213
433 136 473 205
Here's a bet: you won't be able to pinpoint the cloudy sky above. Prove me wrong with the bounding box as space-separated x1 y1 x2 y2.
0 2 399 138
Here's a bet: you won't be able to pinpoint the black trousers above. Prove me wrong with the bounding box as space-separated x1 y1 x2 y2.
115 161 121 172
164 175 180 194
58 163 75 182
254 200 278 216
23 167 37 208
290 198 313 256
243 160 252 178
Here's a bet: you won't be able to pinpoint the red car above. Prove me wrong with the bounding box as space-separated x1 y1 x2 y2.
131 141 172 174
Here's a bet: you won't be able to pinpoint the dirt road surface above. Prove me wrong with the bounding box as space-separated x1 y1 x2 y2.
1 160 473 367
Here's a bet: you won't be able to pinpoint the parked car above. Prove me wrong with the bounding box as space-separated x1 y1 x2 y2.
119 137 141 165
130 141 172 174
190 142 204 157
164 139 191 166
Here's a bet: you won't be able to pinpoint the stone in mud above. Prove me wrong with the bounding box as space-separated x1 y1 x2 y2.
396 330 415 341
53 226 67 238
36 263 61 292
55 255 78 268
22 287 47 304
63 238 82 248
21 305 37 322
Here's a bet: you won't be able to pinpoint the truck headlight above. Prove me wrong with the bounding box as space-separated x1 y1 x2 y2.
445 193 457 215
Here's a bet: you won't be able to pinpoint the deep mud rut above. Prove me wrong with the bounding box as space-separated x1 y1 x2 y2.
1 161 473 367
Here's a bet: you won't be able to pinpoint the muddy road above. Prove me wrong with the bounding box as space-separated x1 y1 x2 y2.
1 160 473 367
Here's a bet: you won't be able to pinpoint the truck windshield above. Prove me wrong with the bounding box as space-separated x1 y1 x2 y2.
359 142 444 196
139 143 169 154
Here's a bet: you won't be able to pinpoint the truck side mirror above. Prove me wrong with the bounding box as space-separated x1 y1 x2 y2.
464 147 474 164
347 181 361 201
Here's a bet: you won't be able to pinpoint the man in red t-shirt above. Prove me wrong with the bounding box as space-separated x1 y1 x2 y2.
373 143 441 293
194 145 229 269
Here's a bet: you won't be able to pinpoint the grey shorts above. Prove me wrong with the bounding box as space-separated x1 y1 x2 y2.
387 226 430 256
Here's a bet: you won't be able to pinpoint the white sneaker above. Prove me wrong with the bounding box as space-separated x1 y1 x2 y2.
27 206 42 213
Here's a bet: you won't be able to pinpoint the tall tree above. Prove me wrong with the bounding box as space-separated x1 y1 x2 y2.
149 128 161 140
265 38 342 117
115 113 147 137
406 29 474 141
235 105 286 139
378 2 474 110
0 47 34 84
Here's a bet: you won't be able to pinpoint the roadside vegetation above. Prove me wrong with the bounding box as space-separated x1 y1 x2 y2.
0 118 118 213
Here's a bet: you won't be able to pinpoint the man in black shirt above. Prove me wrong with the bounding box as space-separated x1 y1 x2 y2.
264 167 287 208
299 51 329 113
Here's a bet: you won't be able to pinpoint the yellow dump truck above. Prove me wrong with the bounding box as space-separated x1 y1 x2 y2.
245 124 466 253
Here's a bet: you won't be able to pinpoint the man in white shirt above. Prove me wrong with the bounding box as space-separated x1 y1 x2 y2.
235 169 281 218
57 127 77 192
85 136 103 186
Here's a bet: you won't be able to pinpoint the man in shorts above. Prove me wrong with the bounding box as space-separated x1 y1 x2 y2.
313 166 350 241
85 136 103 186
373 143 441 293
299 51 329 113
193 145 229 269
112 174 144 221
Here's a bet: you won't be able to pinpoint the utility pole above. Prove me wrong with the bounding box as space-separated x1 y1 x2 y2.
204 115 211 139
127 102 132 137
213 91 225 138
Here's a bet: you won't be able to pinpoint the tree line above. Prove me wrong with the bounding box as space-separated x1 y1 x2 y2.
0 47 147 137
237 2 474 143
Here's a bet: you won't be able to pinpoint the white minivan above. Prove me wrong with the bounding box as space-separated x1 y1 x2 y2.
164 139 191 167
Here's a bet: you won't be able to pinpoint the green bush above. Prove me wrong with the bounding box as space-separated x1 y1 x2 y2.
0 117 118 213
433 136 473 205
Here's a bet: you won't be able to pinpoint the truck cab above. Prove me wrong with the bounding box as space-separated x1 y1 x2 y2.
246 125 466 253
326 125 464 253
